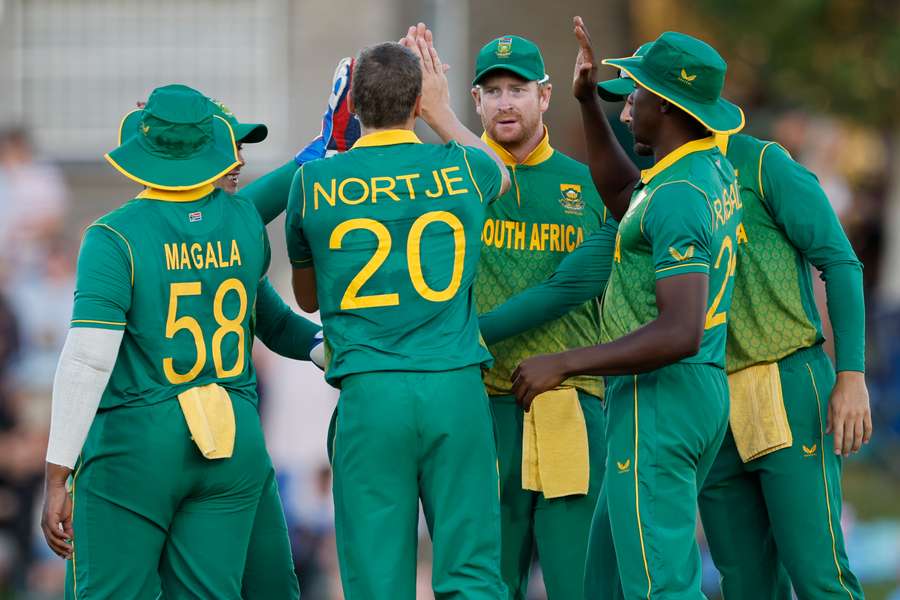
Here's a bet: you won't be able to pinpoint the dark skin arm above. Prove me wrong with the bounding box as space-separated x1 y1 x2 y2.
512 272 708 410
572 16 640 221
41 462 74 559
291 267 319 313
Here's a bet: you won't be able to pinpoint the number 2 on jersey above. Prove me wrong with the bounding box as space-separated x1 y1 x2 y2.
330 211 465 310
162 278 247 384
705 234 737 329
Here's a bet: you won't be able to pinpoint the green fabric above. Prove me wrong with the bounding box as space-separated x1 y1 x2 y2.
600 137 741 368
253 276 320 360
242 468 300 600
473 35 548 85
67 398 271 599
331 367 506 599
475 149 607 398
724 135 865 373
285 137 500 384
595 363 729 599
243 160 299 224
603 32 743 134
699 345 865 599
207 97 268 144
596 42 654 101
106 85 239 189
478 219 617 346
489 393 605 600
71 188 270 409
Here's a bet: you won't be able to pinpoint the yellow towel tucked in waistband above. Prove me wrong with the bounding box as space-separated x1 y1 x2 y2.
728 363 793 463
177 383 236 460
521 388 589 499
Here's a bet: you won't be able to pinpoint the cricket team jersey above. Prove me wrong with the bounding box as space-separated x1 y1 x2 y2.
721 134 865 373
474 129 607 397
71 185 271 409
600 136 741 368
285 130 502 384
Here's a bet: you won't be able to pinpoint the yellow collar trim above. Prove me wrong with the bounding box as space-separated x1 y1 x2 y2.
137 184 215 202
481 126 554 167
640 136 719 184
351 129 422 149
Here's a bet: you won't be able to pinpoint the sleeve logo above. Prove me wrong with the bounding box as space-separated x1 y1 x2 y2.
668 245 695 261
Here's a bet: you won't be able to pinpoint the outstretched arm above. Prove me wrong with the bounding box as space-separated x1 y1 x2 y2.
255 277 321 360
572 16 640 221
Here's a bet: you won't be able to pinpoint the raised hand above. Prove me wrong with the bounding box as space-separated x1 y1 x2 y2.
401 23 451 125
572 16 599 103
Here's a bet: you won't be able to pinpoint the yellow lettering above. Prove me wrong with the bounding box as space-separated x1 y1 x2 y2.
216 241 226 267
371 176 401 203
180 244 190 269
736 222 749 245
529 224 541 250
314 180 336 210
549 224 561 252
505 221 517 249
482 219 495 246
191 243 203 269
493 219 506 248
230 240 242 266
165 243 179 270
514 222 526 250
425 170 444 198
441 166 468 195
205 243 219 269
565 226 576 252
714 198 725 227
396 173 420 199
539 223 549 251
614 232 621 263
338 177 369 205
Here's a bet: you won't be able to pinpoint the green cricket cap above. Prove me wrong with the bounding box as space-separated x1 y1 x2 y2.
602 31 744 134
473 35 548 86
596 41 654 101
106 84 240 190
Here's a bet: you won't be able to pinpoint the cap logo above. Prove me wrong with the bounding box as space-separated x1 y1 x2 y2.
496 36 513 58
141 124 151 136
211 99 234 117
679 68 697 85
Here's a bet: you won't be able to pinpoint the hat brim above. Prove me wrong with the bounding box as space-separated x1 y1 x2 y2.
597 77 636 102
119 110 268 145
106 114 240 190
602 56 744 134
472 65 549 86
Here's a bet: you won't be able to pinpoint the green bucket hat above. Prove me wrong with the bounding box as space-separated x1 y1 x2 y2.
601 32 744 134
106 84 240 190
473 35 549 86
596 42 654 101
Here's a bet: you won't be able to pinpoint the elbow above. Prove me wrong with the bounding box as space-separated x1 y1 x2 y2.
665 320 704 361
297 297 319 313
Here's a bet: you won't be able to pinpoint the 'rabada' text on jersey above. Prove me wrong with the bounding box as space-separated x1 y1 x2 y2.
164 240 243 271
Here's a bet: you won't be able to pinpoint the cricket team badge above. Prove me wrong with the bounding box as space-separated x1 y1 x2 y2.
559 183 585 215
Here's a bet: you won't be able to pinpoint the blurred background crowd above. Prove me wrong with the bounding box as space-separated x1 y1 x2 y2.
0 0 898 598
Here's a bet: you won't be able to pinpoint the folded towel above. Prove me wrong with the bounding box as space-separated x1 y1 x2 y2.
728 362 793 462
177 383 236 459
522 388 589 499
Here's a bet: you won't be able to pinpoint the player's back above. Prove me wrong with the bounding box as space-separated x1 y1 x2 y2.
75 188 270 408
287 132 501 383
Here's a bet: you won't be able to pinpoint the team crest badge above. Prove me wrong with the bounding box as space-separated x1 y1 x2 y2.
210 99 234 117
559 184 584 215
496 37 513 58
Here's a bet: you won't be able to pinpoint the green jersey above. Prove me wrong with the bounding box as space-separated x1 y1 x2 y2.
285 130 502 384
600 137 741 368
721 134 865 373
474 130 606 398
71 185 271 409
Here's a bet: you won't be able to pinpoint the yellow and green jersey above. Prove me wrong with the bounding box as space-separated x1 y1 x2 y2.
285 130 502 384
721 133 864 373
601 136 741 369
474 129 607 397
71 186 271 409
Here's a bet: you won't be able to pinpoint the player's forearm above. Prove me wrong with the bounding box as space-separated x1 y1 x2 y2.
822 261 866 372
421 105 511 195
46 328 123 469
256 310 321 361
291 267 319 313
578 96 639 221
242 161 299 225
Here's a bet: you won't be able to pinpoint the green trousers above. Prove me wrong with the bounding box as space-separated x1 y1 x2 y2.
331 366 506 600
699 345 865 599
66 395 272 599
585 362 730 600
489 392 605 599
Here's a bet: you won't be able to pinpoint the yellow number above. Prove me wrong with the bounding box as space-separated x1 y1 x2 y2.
162 279 249 384
332 212 468 310
212 278 248 378
705 235 737 330
407 211 465 302
330 218 400 310
163 282 206 384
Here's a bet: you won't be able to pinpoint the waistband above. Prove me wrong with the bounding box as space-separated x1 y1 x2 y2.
777 343 828 370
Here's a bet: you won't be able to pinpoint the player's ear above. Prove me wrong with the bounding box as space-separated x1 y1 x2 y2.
413 94 423 119
471 87 482 116
538 83 551 113
347 91 356 116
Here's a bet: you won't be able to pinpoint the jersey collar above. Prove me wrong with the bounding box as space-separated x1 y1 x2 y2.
640 136 718 184
481 126 554 167
137 184 215 202
351 129 422 149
